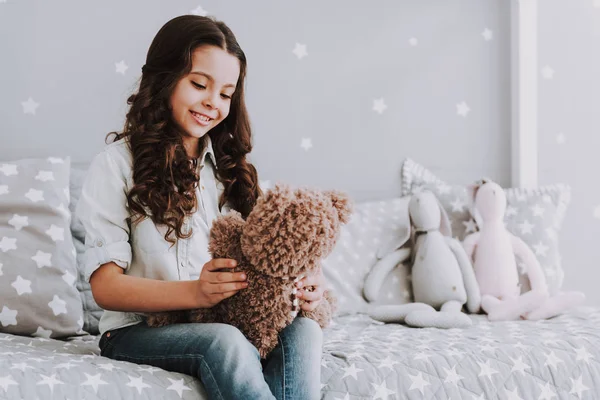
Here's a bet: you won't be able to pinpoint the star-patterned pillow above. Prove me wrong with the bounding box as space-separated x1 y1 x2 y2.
401 158 570 294
0 156 86 338
323 196 413 314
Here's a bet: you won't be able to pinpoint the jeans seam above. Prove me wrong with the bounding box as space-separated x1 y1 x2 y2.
113 353 225 400
277 335 286 400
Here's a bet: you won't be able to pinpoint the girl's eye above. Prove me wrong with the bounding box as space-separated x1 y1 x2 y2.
220 94 232 100
191 81 206 89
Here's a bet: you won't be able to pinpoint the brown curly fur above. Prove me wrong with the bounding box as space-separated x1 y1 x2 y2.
146 183 353 358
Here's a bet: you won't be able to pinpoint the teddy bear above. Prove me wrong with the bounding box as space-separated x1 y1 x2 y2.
145 183 352 358
462 178 585 321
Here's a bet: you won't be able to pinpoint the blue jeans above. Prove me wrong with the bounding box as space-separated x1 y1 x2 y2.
98 317 323 400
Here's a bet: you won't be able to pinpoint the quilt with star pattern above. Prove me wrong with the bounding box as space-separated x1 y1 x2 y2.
1 307 599 399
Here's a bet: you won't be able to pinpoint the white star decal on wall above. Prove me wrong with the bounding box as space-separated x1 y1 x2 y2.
21 97 40 115
0 306 18 326
25 189 44 202
167 378 192 397
292 43 308 60
8 214 28 230
0 164 18 176
456 101 470 117
300 138 313 151
47 157 64 164
373 98 387 114
541 65 555 79
482 28 493 41
115 60 129 75
35 170 55 182
190 5 208 16
408 37 418 46
556 133 566 144
32 250 52 268
11 275 32 295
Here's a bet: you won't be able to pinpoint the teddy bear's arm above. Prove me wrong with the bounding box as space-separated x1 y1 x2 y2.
510 234 549 294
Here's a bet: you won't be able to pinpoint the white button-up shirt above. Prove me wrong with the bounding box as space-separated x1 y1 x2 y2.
76 137 228 335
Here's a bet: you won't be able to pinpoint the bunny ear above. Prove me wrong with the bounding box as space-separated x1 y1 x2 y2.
436 196 453 237
375 199 412 259
467 179 487 229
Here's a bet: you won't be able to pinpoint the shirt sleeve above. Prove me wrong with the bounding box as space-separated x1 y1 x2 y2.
75 149 132 283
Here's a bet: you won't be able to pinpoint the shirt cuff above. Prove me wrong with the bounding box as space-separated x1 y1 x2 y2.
84 240 132 283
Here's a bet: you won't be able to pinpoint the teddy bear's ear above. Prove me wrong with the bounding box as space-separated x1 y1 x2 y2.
324 190 353 224
208 210 246 260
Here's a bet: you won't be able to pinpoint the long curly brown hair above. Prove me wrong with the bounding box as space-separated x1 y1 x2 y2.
107 15 262 245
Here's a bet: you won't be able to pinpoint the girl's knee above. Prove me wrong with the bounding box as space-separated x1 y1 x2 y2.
200 323 259 357
286 317 323 345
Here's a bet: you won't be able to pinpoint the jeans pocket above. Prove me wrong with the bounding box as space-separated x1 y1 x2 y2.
99 326 128 356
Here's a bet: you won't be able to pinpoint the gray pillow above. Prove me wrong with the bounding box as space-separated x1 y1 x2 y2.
69 161 104 335
401 158 570 295
323 196 413 314
0 156 86 338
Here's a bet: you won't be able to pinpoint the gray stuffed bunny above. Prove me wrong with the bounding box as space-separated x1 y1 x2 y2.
363 190 481 328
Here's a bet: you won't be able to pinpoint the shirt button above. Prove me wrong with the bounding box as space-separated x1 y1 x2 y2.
96 239 103 247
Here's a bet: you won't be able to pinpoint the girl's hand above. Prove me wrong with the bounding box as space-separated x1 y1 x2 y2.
296 268 325 312
195 258 248 308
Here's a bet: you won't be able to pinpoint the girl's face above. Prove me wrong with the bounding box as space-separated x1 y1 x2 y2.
170 45 240 151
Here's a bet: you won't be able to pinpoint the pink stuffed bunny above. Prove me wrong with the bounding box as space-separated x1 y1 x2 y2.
462 179 585 321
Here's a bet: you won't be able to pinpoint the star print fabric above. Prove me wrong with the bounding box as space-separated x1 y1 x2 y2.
0 156 85 339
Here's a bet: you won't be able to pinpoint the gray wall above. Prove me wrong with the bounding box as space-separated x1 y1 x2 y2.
0 0 511 202
10 2 599 303
538 0 600 306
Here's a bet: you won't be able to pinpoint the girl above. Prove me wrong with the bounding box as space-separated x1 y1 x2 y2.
76 15 325 400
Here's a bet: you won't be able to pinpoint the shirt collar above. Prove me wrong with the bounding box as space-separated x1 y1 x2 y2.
198 135 217 169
